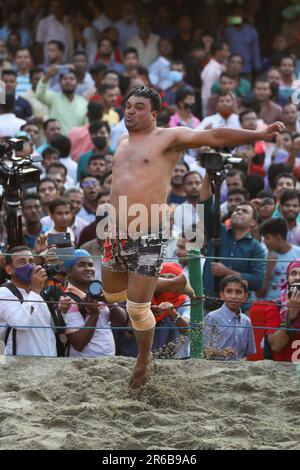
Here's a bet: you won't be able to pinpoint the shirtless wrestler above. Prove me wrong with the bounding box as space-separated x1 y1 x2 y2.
101 86 285 388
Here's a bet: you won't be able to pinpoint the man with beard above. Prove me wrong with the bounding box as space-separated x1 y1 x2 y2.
282 103 300 134
279 190 300 245
173 171 203 236
168 161 189 204
198 92 241 130
36 66 88 134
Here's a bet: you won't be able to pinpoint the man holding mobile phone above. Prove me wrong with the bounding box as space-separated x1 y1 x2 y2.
47 198 76 245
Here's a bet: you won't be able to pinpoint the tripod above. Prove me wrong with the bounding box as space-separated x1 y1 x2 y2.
3 173 24 249
209 170 224 298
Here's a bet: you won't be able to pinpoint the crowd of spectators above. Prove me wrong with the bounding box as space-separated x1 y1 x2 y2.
0 0 300 362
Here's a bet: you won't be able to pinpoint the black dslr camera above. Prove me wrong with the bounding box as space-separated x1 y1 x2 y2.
198 150 244 173
44 264 62 279
87 280 103 300
287 283 300 299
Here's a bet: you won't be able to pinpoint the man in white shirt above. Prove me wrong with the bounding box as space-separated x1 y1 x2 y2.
173 171 204 244
0 246 57 357
201 41 230 116
90 0 112 34
198 92 241 130
149 38 173 90
126 14 159 68
0 93 26 137
35 0 74 62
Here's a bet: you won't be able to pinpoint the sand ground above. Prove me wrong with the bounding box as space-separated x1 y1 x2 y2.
0 357 299 450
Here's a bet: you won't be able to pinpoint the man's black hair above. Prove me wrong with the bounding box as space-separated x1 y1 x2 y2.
29 66 45 81
123 47 138 57
38 177 58 190
260 217 288 239
220 274 248 293
43 118 60 131
227 187 249 199
99 83 118 94
42 146 60 159
280 54 296 67
88 120 110 135
87 102 104 122
49 198 71 214
274 172 296 189
245 174 264 199
239 108 257 124
49 135 71 158
183 171 202 185
6 246 33 266
2 69 17 78
89 62 107 76
48 40 65 53
226 169 246 183
125 86 162 112
88 153 106 164
256 190 276 201
268 164 292 189
211 40 228 57
47 162 67 176
279 189 300 206
175 87 195 106
22 193 41 204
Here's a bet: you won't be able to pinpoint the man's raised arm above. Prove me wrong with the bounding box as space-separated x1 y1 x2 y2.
171 122 285 150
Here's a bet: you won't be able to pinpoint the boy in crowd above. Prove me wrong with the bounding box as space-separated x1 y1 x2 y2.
204 275 256 360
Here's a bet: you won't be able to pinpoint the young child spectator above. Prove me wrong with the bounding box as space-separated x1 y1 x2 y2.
204 275 256 360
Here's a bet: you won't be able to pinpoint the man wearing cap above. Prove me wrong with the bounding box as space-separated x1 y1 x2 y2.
58 249 122 357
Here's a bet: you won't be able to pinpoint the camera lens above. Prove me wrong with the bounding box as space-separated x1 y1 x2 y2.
88 280 102 299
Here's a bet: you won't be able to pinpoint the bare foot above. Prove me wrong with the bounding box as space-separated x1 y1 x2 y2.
172 273 195 297
129 353 153 389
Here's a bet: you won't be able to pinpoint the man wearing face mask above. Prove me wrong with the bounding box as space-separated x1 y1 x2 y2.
164 60 193 106
77 121 112 181
169 88 200 129
0 246 57 357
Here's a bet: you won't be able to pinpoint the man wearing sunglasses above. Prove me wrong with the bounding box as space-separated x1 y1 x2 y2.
78 175 101 224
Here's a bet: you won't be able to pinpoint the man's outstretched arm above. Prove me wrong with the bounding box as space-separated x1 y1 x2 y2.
171 122 285 150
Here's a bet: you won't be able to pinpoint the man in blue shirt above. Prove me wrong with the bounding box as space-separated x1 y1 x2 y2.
204 274 256 359
222 8 261 77
200 171 266 301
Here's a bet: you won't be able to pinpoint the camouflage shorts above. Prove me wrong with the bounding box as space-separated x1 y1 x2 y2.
102 227 168 277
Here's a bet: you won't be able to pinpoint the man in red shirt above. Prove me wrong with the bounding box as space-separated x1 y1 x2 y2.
265 259 300 361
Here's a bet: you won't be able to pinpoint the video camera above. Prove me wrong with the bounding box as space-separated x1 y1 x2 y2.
197 150 244 173
0 138 42 189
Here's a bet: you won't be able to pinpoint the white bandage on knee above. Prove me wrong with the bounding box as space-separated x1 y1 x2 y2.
102 289 127 303
126 299 156 331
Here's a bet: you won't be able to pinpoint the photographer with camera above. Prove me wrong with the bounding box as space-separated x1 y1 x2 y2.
0 246 57 356
58 249 125 357
264 259 300 361
200 170 266 302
